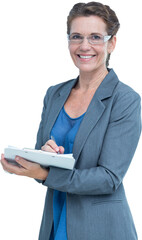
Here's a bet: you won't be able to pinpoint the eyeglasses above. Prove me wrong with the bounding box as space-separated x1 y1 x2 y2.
68 33 112 45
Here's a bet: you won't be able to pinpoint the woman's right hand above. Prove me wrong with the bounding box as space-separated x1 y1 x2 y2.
41 140 64 154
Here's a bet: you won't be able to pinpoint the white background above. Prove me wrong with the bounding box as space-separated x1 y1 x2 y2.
0 0 141 239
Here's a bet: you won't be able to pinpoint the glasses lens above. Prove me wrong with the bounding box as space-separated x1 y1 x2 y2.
69 34 83 43
89 34 103 44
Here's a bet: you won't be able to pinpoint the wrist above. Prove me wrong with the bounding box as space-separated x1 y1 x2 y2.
38 167 49 180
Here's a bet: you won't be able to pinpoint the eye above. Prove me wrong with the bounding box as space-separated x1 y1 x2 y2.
70 34 83 40
91 34 102 40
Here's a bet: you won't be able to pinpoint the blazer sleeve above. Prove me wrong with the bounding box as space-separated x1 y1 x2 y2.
35 86 53 150
35 86 53 184
39 91 141 195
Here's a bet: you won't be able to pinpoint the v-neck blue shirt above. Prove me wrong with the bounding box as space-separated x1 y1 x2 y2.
50 106 85 240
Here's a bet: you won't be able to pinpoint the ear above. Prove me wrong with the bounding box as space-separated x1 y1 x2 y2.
107 35 117 54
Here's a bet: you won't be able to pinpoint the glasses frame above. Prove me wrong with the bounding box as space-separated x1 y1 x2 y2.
68 34 112 45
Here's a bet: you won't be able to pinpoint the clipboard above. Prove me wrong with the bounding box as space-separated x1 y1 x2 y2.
4 146 75 170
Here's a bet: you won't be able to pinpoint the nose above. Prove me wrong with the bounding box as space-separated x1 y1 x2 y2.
79 37 91 51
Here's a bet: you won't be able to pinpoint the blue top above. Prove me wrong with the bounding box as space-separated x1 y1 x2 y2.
50 106 85 240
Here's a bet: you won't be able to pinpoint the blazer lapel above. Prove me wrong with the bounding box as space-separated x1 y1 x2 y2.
44 78 78 141
73 96 105 162
73 69 119 162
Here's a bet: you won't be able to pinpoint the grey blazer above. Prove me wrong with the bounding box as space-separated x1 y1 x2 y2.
35 69 141 240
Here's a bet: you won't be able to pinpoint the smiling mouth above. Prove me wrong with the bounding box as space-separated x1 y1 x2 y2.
77 55 96 59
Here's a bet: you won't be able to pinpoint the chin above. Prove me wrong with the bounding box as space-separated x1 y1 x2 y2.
78 65 98 73
77 62 106 74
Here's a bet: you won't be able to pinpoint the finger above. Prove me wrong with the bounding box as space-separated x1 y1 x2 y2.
1 155 11 169
1 155 6 168
42 140 60 153
59 146 65 154
47 140 60 152
1 157 24 175
41 145 57 153
15 156 36 169
1 153 4 159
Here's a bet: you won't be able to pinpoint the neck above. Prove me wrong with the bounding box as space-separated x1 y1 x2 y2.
77 67 108 91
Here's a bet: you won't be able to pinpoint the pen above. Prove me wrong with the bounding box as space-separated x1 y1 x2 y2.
51 136 60 154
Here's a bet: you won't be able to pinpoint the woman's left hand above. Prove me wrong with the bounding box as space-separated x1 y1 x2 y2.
1 154 49 180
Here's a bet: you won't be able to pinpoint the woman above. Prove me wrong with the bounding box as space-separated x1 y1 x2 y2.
1 2 141 240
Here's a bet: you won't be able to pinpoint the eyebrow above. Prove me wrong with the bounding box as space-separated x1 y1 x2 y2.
69 32 102 36
69 32 81 36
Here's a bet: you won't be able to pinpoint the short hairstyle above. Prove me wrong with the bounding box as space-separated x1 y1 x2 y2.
67 2 120 66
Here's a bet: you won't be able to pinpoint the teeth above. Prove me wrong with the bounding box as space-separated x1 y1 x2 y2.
79 55 94 59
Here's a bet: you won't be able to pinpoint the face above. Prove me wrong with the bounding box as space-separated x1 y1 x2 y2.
68 16 116 74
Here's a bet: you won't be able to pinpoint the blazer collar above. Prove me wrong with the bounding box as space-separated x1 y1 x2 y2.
92 68 119 100
59 68 118 100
